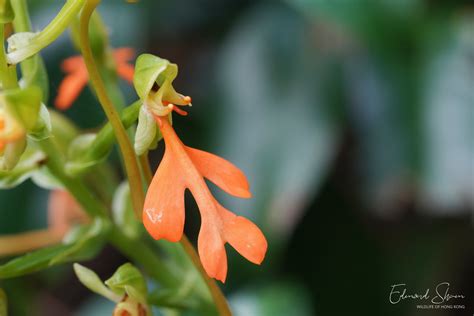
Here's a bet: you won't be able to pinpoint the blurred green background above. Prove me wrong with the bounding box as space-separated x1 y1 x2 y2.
1 0 473 315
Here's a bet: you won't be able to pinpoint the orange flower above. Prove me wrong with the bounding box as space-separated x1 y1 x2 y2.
55 47 135 110
143 116 267 282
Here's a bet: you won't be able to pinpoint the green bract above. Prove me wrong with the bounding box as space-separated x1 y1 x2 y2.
105 263 148 304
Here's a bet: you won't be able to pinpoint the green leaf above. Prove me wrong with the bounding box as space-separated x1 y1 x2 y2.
134 105 157 155
49 218 110 265
73 263 121 302
0 0 14 23
0 244 69 279
133 54 170 100
0 218 109 279
105 263 148 303
3 86 42 131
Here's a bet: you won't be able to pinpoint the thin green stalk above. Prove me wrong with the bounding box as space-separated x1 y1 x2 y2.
79 0 144 218
7 0 87 64
180 237 232 316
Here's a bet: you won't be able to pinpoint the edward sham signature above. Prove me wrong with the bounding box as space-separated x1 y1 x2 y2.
389 282 465 305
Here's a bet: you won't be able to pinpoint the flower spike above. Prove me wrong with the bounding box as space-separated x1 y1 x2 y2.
143 117 267 282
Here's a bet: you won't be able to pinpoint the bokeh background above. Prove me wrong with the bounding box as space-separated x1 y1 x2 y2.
1 0 473 315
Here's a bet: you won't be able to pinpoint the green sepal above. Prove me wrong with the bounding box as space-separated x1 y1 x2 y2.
133 54 172 100
134 105 157 155
3 86 41 131
105 263 148 304
0 218 110 279
0 0 14 23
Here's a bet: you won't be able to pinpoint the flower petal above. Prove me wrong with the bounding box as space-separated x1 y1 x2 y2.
185 146 251 199
113 47 135 62
197 214 228 282
143 150 185 242
61 56 85 72
117 63 135 83
55 70 89 110
220 207 267 265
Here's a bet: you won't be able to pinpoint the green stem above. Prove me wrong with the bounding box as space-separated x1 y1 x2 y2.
7 0 87 64
79 0 144 218
180 237 232 316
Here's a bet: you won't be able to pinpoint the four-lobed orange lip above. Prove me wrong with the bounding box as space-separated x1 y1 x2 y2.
143 117 267 282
